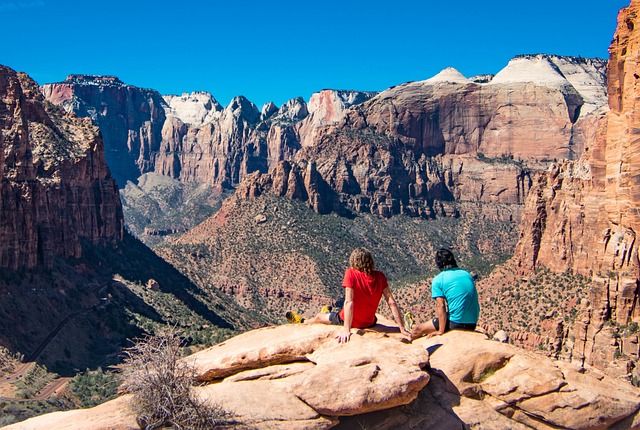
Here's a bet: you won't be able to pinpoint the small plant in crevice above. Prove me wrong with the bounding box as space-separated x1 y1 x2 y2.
477 368 496 383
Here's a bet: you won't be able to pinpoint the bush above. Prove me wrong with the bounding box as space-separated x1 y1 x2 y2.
120 327 232 429
68 368 119 408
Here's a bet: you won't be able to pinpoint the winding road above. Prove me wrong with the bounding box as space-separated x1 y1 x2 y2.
0 282 110 400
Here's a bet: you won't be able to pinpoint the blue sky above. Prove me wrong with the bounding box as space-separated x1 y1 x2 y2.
0 0 630 108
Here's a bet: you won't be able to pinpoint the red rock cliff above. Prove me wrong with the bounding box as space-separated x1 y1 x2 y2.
237 56 607 219
43 58 607 221
510 0 640 378
0 66 123 270
41 75 168 187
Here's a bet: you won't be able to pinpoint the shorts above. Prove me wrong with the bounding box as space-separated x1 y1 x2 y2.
328 312 344 325
432 318 476 332
328 312 378 328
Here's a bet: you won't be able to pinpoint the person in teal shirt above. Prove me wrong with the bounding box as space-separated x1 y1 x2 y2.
406 248 479 339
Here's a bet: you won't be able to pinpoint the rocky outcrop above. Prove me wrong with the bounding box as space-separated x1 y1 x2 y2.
348 330 640 430
506 0 640 381
155 95 268 188
0 66 123 270
163 91 222 126
298 89 377 147
7 326 639 429
192 323 430 419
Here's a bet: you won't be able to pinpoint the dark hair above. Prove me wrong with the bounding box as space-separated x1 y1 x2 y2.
435 248 457 270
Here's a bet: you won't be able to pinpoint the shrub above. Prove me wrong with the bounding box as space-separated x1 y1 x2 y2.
68 368 119 408
120 327 232 429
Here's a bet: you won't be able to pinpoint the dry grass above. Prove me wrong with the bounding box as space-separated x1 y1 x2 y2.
120 327 232 429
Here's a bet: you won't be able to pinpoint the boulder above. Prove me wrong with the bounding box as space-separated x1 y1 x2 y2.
341 330 640 430
492 330 509 343
190 323 430 418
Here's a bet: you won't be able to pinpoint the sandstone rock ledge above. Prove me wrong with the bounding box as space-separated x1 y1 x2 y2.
5 324 640 429
339 330 640 430
190 323 430 428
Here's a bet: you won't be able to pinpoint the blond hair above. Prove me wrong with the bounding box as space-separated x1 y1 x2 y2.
349 247 375 274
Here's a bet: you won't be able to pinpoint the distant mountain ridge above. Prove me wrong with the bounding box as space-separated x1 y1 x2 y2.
41 78 375 190
234 54 607 220
41 54 607 235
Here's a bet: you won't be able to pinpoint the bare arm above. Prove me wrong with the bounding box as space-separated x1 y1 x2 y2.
428 297 447 338
383 287 411 339
337 287 354 343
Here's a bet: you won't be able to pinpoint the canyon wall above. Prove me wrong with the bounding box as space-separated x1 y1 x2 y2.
510 0 640 379
236 55 607 220
42 79 373 190
41 76 168 187
42 56 607 222
0 66 123 270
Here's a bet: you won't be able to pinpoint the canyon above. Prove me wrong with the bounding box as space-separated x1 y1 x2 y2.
42 54 606 238
37 54 614 329
1 0 640 427
0 65 255 425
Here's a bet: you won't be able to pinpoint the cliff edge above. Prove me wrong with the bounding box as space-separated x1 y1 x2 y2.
6 324 639 429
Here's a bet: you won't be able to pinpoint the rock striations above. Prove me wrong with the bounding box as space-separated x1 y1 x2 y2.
507 0 640 380
6 326 639 429
0 66 123 270
42 55 607 221
231 54 607 219
42 77 375 192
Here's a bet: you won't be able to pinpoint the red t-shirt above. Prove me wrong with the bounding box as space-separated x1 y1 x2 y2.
339 268 388 328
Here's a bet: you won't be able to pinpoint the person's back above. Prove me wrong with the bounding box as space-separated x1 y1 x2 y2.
406 248 480 339
342 268 387 328
285 247 411 343
431 267 479 325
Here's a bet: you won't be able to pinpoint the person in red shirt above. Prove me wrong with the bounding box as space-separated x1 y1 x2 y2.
286 248 411 343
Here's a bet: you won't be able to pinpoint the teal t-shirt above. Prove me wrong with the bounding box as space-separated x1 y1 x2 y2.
431 268 479 324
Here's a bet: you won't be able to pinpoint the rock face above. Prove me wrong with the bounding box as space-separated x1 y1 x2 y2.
42 78 375 191
42 56 607 222
7 327 639 429
235 55 607 219
0 66 123 270
507 0 640 380
345 331 640 430
41 75 168 187
348 56 600 162
163 91 222 126
298 89 377 147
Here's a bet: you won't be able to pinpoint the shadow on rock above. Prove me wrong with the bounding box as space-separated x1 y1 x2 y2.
335 367 465 430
